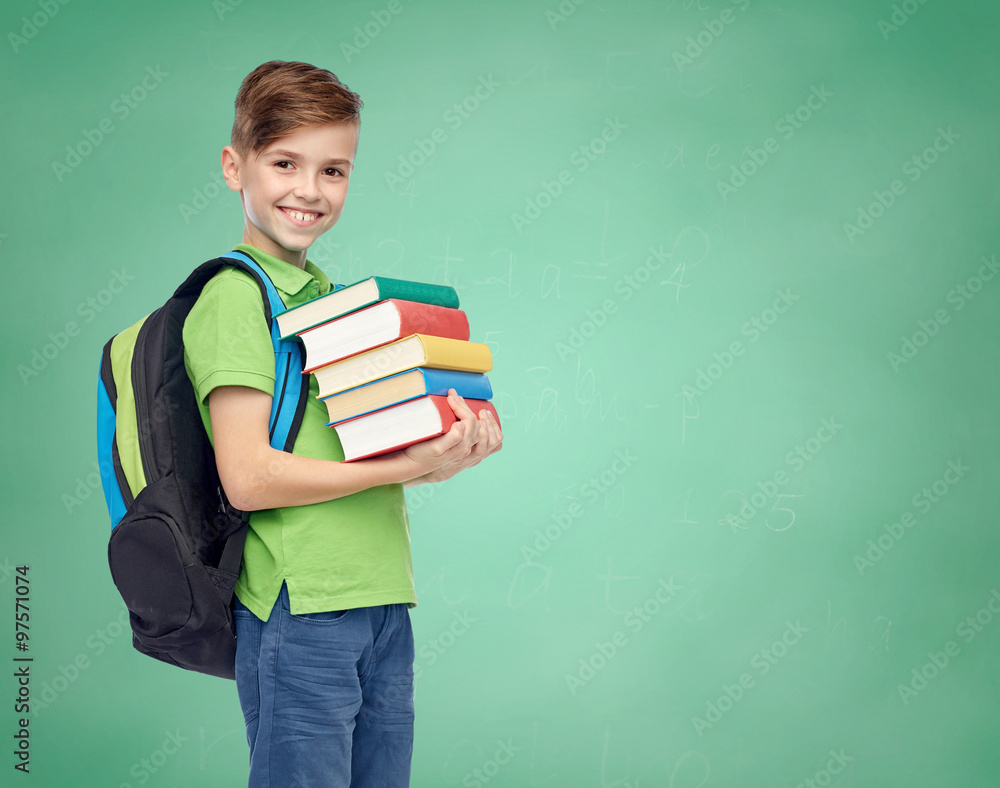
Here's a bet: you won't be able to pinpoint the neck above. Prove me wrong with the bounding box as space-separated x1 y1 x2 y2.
242 226 307 269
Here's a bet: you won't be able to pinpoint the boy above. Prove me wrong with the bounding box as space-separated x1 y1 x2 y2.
182 60 503 788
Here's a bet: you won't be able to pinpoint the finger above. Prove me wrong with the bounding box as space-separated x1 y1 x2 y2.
478 412 498 445
486 422 503 456
429 420 466 455
448 388 474 417
467 415 499 462
451 392 483 437
446 415 479 459
456 403 481 447
469 417 493 456
482 410 502 447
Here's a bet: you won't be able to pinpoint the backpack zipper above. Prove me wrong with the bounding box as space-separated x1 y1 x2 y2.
131 316 160 485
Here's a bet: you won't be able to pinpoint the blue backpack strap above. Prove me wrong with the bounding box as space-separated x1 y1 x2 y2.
217 251 307 452
97 343 126 526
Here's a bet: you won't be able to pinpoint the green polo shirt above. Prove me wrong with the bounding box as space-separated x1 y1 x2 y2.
182 243 416 621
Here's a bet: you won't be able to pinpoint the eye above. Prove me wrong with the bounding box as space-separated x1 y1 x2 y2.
325 167 344 177
274 160 293 169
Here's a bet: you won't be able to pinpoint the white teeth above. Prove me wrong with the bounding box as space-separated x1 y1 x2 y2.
285 209 318 221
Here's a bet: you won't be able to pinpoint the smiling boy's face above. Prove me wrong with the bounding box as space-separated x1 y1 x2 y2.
222 122 359 268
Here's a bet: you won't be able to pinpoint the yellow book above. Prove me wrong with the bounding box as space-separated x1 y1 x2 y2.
312 334 493 399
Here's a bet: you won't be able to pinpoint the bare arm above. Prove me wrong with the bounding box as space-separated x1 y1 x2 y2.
210 386 485 511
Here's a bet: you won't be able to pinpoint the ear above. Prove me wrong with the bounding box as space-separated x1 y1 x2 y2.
221 146 242 191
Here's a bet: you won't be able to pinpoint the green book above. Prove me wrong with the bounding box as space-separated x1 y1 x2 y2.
274 276 460 339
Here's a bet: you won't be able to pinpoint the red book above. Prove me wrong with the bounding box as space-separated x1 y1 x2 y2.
299 299 470 373
331 395 499 462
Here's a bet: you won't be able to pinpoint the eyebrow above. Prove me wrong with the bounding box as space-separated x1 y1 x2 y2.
269 149 353 166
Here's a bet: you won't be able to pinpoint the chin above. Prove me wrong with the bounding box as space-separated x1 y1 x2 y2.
270 232 311 253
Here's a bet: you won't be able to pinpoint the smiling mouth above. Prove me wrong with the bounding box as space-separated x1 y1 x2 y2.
279 207 323 224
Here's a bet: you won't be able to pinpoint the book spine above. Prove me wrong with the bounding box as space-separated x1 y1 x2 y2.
425 395 499 427
376 278 460 309
395 301 470 341
323 396 424 426
418 369 493 399
417 335 493 372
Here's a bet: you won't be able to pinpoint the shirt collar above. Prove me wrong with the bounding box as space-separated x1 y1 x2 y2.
232 243 332 300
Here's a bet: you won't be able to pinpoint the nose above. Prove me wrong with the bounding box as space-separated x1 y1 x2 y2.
293 171 321 202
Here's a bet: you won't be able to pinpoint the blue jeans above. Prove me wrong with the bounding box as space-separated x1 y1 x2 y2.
233 583 415 787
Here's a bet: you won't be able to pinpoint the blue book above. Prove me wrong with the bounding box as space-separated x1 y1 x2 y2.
320 367 493 425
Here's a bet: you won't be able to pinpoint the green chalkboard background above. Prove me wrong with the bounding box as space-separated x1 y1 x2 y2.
3 0 999 785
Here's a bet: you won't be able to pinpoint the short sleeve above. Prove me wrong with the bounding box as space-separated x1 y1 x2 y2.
183 270 276 409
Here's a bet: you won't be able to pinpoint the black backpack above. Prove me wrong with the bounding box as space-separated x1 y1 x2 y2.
96 251 309 679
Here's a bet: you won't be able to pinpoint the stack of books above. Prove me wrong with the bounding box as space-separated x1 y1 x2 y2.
275 276 499 462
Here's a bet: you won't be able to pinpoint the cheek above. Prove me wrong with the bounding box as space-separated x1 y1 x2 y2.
325 192 348 218
244 199 268 226
246 185 280 219
324 206 345 227
331 186 350 210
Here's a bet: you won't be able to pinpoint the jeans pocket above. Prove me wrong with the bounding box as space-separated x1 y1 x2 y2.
234 609 261 725
293 608 351 624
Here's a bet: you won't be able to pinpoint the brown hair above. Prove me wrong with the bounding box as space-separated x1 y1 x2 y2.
231 60 363 158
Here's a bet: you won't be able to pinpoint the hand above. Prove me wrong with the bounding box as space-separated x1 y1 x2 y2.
424 404 502 483
401 390 481 473
402 390 503 484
